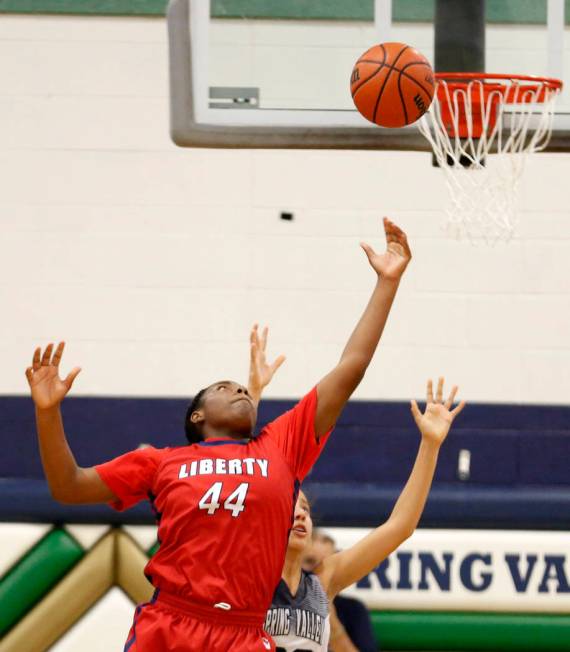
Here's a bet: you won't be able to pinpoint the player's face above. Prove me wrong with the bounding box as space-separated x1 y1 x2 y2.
288 492 313 553
198 380 257 437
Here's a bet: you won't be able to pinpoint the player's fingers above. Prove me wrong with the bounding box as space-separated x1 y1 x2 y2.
426 379 434 404
395 227 411 257
360 242 376 262
436 377 444 403
384 217 399 232
383 217 397 241
41 343 53 366
435 376 444 403
261 326 268 352
249 337 258 365
251 324 261 350
250 323 258 344
25 367 33 384
410 400 422 426
63 367 81 390
52 341 65 368
32 347 41 371
270 355 286 374
445 385 458 409
451 399 467 419
251 324 260 348
388 219 404 235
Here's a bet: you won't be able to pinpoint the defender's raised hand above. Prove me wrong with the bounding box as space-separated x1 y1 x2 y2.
248 324 286 405
25 343 81 410
410 378 466 446
315 378 465 599
360 217 412 281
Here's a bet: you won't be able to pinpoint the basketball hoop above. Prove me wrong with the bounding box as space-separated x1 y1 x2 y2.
418 73 563 244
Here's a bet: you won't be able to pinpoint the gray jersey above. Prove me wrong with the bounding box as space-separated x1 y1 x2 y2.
265 570 330 652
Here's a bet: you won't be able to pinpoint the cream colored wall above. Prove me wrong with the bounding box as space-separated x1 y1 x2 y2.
0 14 568 404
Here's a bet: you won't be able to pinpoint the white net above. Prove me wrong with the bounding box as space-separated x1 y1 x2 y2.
418 76 561 244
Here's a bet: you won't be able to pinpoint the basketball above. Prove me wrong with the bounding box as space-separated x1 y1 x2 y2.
350 42 435 128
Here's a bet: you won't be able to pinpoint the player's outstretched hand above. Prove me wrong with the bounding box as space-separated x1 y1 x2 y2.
248 324 286 405
25 342 81 410
360 217 411 281
410 378 465 447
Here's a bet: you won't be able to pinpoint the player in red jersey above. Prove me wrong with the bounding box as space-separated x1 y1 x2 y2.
26 218 411 652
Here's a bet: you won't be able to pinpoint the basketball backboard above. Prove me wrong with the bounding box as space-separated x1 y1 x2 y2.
168 0 570 149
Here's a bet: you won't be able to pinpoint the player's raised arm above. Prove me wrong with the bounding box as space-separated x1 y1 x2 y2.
318 378 465 598
26 342 115 504
315 217 411 437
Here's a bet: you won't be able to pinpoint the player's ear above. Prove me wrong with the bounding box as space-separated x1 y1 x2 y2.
190 410 204 426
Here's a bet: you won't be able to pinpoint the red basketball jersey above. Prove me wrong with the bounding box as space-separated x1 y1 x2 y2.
95 387 331 615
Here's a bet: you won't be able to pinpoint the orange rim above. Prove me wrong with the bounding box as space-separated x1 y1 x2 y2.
431 73 563 138
435 72 563 94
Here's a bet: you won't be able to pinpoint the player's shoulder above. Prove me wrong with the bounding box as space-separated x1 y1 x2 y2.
251 429 290 459
136 444 182 466
298 570 329 617
303 569 327 596
258 387 320 433
138 444 174 455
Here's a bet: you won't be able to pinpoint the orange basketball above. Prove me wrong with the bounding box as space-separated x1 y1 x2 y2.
350 42 435 128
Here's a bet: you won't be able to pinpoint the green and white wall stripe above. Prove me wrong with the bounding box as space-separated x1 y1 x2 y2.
0 525 50 578
0 528 84 638
0 524 156 652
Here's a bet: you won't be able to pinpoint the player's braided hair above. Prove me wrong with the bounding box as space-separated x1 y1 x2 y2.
184 387 208 444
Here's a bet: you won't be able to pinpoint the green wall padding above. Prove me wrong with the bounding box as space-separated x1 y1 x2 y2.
391 0 552 24
0 0 167 14
212 0 374 21
0 528 84 635
0 0 569 23
213 0 566 24
371 611 570 651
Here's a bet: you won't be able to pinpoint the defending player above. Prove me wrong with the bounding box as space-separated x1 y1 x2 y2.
26 218 411 652
265 379 466 651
